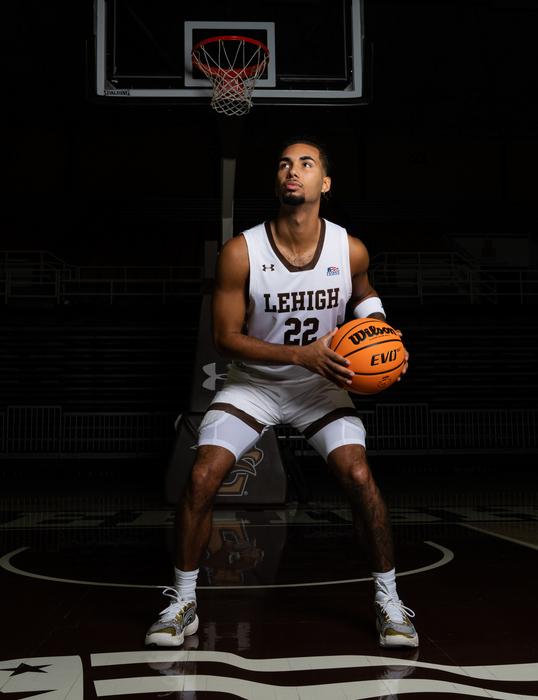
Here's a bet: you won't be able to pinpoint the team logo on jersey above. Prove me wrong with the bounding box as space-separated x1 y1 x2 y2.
327 266 340 276
262 264 275 271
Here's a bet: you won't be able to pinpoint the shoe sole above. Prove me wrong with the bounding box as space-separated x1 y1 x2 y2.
378 632 419 648
376 617 419 648
145 615 199 647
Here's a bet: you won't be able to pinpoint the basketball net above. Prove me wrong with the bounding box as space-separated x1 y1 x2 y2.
192 36 269 116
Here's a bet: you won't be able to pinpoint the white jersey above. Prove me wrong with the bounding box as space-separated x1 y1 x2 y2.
235 218 352 381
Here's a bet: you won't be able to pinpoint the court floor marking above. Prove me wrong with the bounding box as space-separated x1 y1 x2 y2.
1 654 536 700
90 649 538 681
0 540 453 590
92 674 538 699
461 523 538 550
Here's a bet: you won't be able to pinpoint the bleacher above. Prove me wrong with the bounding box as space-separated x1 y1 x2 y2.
375 309 538 409
0 308 199 411
1 249 536 460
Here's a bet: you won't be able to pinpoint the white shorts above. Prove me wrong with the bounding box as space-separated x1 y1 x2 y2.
198 364 366 462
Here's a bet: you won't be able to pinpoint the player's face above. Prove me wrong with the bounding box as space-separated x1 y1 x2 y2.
276 143 331 206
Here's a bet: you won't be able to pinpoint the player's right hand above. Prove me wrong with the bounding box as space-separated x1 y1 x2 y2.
296 329 355 387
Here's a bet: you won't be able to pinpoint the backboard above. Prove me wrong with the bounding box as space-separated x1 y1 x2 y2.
93 0 366 107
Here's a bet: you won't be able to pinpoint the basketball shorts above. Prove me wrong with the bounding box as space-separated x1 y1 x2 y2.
198 364 366 462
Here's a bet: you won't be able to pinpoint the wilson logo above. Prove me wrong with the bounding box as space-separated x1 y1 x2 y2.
349 325 397 345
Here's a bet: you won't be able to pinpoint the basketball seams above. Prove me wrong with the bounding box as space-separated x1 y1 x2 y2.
331 319 370 353
331 318 405 394
331 318 387 353
351 358 406 376
343 338 402 358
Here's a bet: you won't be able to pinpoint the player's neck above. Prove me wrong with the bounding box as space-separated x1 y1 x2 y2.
275 205 321 245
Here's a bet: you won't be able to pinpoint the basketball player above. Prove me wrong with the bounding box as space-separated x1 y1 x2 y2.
146 139 418 649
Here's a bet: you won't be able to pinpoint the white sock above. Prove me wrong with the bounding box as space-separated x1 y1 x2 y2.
372 568 403 622
174 567 199 603
372 567 398 600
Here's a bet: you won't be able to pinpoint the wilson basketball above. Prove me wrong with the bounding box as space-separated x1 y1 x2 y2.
330 318 405 394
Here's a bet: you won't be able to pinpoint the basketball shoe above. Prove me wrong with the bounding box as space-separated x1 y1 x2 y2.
375 592 418 648
145 587 199 647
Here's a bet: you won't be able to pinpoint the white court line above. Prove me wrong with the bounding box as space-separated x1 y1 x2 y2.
93 674 538 699
0 541 453 590
461 524 538 551
90 649 538 682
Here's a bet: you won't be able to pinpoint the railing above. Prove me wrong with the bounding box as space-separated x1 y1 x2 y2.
1 250 537 304
1 405 535 457
1 407 172 457
0 250 72 272
0 263 204 303
1 249 537 304
370 252 538 304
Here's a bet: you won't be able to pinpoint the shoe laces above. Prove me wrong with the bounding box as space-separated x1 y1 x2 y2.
158 586 187 620
378 594 415 623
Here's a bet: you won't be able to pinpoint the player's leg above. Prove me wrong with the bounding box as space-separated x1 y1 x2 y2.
146 409 263 647
327 443 394 572
175 443 237 571
309 425 418 648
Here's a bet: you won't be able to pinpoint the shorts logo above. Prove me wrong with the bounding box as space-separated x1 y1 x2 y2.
201 363 228 392
327 266 340 276
262 264 275 271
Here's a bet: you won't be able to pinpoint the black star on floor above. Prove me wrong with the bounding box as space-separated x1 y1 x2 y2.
2 663 50 677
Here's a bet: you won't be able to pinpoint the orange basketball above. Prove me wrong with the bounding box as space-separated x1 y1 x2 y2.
330 318 405 394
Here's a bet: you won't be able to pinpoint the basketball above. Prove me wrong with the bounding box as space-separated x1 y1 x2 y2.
330 318 405 394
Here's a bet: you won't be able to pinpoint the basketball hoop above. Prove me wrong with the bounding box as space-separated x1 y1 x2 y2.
192 35 269 116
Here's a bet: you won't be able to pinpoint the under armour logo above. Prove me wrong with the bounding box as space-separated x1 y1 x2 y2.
202 362 228 391
262 264 275 271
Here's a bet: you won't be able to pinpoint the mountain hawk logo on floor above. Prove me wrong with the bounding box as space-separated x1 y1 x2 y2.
219 446 265 497
327 266 340 276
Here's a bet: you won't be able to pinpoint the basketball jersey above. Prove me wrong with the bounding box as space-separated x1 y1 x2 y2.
236 219 352 381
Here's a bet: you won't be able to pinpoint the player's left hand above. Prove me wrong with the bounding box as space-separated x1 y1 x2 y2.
395 329 409 381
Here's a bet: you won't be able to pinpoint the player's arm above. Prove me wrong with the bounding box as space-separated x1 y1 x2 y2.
213 236 304 365
348 235 386 321
348 235 409 378
212 236 354 385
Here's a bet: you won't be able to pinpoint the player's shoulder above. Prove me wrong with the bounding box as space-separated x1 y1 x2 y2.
217 234 250 280
220 233 248 262
346 233 370 272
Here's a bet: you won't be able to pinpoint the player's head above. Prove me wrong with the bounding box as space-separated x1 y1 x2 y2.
276 138 331 207
278 137 331 176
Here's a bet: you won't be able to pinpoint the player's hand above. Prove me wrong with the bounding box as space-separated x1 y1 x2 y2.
395 329 409 380
296 329 355 387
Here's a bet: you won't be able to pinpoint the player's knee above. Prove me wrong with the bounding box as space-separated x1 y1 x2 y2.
337 454 372 490
187 462 222 507
347 460 372 489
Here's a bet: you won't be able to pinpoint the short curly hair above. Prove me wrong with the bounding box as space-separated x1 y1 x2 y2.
278 137 331 176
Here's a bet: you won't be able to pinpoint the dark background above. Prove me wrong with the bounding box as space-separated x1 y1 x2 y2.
6 0 537 263
3 0 538 488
